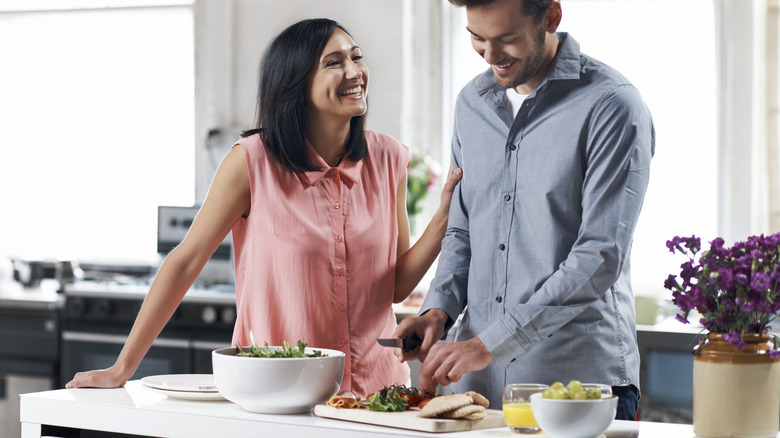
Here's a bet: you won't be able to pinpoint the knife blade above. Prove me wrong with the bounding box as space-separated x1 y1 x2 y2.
376 335 423 353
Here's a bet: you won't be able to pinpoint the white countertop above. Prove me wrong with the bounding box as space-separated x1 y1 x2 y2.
65 280 236 305
0 280 62 310
19 381 701 438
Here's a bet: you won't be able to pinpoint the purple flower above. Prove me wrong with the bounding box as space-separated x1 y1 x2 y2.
770 349 780 360
751 272 772 292
665 231 780 350
717 268 735 291
723 331 748 350
709 237 726 255
663 275 678 290
680 261 696 282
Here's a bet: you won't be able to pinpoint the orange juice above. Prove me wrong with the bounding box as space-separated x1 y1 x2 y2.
503 403 540 434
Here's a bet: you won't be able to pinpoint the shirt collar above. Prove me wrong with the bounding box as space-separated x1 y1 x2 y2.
472 32 582 97
301 140 363 186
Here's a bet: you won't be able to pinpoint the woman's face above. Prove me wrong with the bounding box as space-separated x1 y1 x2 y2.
306 29 368 122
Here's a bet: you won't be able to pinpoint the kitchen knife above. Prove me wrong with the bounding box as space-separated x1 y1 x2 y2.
376 335 423 353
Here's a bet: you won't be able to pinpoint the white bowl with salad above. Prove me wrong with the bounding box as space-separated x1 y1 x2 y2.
212 338 345 414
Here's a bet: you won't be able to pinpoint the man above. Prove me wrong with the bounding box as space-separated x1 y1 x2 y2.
394 0 654 420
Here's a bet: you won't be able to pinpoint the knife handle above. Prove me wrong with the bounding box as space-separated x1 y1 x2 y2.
402 335 423 353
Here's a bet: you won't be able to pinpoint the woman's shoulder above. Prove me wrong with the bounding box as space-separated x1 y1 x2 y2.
236 130 264 147
234 131 269 159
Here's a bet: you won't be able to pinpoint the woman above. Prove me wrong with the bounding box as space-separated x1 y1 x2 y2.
66 18 461 398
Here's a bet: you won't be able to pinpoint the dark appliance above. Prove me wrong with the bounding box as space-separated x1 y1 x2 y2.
0 293 61 438
60 282 236 385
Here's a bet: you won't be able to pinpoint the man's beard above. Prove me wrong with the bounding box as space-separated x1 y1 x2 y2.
496 24 547 89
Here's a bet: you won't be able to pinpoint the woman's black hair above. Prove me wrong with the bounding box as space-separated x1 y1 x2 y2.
242 18 368 172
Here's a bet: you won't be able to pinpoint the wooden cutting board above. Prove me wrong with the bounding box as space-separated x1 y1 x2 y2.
313 404 507 433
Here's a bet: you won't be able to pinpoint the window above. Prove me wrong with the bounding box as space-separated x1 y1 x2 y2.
0 1 195 262
445 0 718 294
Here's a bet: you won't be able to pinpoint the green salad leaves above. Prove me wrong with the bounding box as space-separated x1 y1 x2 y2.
367 386 409 412
236 339 324 358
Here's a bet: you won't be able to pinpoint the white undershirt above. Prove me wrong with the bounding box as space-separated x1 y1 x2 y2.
504 87 528 118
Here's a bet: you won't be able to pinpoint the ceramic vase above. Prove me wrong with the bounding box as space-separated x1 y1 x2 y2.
693 333 780 438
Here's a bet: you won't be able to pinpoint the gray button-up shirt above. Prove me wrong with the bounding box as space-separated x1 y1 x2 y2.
421 33 655 407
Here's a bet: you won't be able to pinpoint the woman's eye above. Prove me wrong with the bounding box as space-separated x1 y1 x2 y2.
326 60 341 67
352 55 363 62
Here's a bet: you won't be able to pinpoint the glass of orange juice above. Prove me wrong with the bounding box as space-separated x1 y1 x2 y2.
503 383 549 434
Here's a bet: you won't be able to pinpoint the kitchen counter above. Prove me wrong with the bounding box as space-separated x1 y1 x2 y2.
0 280 63 311
19 381 709 438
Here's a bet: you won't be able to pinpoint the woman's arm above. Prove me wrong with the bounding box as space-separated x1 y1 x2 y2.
66 145 251 388
392 165 462 303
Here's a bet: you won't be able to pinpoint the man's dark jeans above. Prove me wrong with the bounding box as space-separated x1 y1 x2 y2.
612 384 640 421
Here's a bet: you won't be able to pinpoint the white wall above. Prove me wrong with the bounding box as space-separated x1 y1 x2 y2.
194 0 404 201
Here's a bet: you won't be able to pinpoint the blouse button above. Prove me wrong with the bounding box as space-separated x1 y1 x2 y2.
504 194 511 201
499 244 506 251
496 296 503 303
509 144 517 151
335 235 343 243
334 202 341 209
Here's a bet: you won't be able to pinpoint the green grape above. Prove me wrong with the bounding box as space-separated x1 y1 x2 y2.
553 387 569 399
550 381 565 390
541 388 555 399
567 380 583 393
571 390 587 400
589 389 602 399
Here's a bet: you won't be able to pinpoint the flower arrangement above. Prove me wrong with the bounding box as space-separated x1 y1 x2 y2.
406 150 440 219
663 232 780 358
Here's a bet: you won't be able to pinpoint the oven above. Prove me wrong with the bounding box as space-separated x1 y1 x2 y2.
60 281 235 385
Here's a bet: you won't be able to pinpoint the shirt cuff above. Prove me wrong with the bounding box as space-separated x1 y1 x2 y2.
419 291 464 334
479 316 542 368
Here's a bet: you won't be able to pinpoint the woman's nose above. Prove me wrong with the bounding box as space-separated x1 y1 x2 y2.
345 61 363 79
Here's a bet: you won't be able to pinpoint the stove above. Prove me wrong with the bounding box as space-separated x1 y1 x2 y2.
60 205 238 383
60 280 236 385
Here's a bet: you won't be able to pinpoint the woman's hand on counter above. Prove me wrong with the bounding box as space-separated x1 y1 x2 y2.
65 366 128 389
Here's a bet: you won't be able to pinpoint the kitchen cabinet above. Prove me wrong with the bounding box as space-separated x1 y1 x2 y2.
0 281 62 438
19 381 714 438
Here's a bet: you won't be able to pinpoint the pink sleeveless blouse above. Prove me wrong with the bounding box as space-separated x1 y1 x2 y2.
230 130 410 397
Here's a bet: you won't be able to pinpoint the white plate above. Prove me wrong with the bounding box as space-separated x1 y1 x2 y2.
143 385 227 401
141 374 219 393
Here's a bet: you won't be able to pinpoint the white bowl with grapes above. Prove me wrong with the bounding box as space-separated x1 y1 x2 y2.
530 380 617 438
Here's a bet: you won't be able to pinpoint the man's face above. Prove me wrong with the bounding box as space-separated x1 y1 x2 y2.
466 0 554 91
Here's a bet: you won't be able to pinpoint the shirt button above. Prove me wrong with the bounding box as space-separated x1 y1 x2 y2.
510 144 517 151
338 304 346 311
336 268 345 276
340 338 348 344
496 296 502 303
334 202 341 209
499 244 505 251
504 194 511 201
335 235 343 243
327 169 335 177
